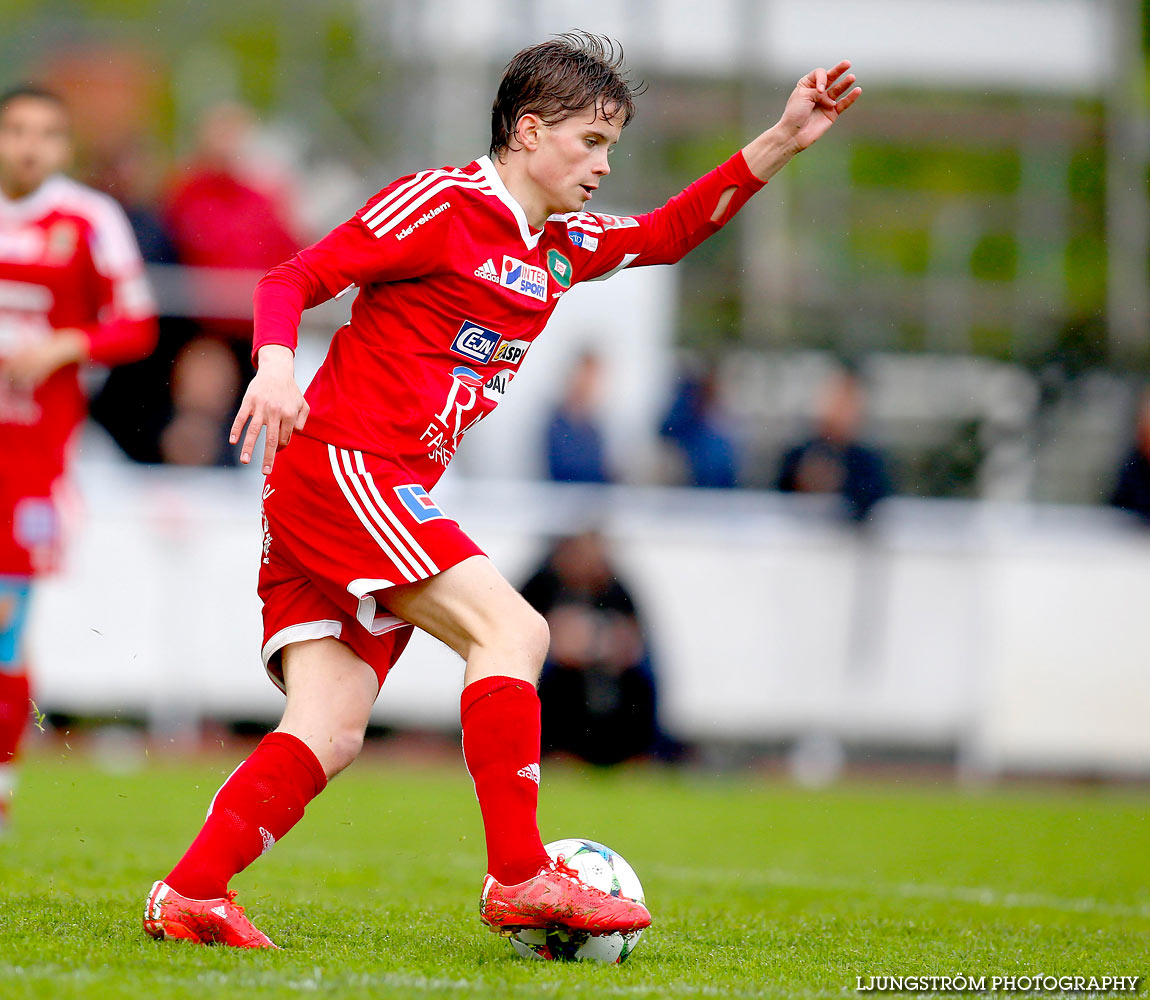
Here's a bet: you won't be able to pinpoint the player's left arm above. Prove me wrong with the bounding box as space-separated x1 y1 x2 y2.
2 197 157 391
577 61 860 280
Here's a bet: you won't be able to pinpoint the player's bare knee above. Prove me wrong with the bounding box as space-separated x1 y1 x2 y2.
325 728 365 776
500 605 549 675
522 608 550 667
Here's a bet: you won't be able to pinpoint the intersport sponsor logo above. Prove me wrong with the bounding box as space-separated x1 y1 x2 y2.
501 255 548 302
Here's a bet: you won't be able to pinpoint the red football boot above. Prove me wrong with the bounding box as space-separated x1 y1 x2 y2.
479 858 652 934
142 880 279 948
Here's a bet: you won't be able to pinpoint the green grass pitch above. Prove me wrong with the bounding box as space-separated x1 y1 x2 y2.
1 751 1146 999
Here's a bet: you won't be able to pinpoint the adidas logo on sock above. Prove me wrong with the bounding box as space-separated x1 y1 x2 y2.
474 258 499 283
516 763 540 785
259 826 276 855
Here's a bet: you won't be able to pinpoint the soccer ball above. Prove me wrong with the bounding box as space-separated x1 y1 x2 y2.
509 839 646 964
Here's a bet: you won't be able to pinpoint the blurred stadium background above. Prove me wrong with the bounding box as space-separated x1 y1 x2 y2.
5 0 1150 780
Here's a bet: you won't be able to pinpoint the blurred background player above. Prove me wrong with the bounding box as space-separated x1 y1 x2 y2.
0 85 157 830
141 34 859 948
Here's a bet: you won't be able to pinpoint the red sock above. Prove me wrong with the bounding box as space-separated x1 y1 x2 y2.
166 731 327 900
461 675 549 885
0 669 31 764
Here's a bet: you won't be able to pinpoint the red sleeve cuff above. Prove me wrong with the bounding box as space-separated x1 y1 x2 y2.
725 150 767 191
251 263 316 365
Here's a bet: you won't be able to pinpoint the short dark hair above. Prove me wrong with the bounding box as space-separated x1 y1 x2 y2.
490 32 641 159
0 84 68 119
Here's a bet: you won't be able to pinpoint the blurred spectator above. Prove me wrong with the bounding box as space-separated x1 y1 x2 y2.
659 365 739 488
775 367 892 522
520 531 670 766
161 102 302 465
165 101 299 279
1108 387 1150 523
89 139 178 265
160 337 243 465
88 139 188 464
545 351 611 483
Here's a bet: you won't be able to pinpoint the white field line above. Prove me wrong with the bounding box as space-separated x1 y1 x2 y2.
645 863 1150 920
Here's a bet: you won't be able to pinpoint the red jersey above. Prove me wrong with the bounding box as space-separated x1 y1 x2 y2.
0 174 157 473
252 151 764 487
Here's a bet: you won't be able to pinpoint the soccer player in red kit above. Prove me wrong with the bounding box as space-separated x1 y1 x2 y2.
0 86 157 831
144 35 860 948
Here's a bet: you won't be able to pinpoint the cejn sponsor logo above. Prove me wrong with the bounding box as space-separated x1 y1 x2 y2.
450 320 501 363
500 255 548 302
492 338 529 365
473 258 500 283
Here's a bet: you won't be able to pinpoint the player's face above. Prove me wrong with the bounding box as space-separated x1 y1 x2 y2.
0 97 71 199
531 103 622 215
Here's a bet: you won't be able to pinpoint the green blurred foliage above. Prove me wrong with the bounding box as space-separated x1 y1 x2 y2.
851 143 1021 195
664 126 746 350
0 0 378 138
849 226 931 278
1064 233 1108 316
969 233 1017 283
968 325 1016 361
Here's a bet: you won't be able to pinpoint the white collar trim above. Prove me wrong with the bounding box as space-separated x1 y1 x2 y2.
0 174 68 222
477 155 542 251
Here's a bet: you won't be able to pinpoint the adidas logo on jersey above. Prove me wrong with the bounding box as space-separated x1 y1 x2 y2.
474 258 500 283
516 763 540 785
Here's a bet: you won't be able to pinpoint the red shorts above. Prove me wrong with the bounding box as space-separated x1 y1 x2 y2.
0 461 67 577
257 434 484 691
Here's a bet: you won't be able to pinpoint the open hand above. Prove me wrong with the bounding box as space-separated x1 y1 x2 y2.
230 345 308 474
1 330 88 392
776 61 861 152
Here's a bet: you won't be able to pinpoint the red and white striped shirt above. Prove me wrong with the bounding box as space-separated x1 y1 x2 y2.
0 174 157 472
253 151 764 487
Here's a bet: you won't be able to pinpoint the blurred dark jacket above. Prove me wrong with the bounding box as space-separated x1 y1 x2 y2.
1109 448 1150 522
776 437 892 522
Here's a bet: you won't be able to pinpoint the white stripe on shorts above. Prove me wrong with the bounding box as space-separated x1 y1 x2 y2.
350 450 440 575
327 445 419 583
336 449 435 579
